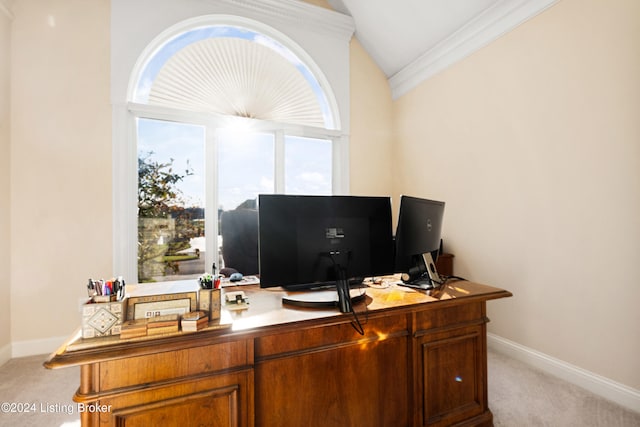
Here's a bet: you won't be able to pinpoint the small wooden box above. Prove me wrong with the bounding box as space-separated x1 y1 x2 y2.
198 289 221 320
436 253 454 277
81 298 126 339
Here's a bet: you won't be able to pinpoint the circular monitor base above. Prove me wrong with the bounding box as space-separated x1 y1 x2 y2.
282 289 366 309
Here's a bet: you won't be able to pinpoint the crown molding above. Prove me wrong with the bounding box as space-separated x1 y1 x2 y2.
390 0 559 100
218 0 355 41
0 0 14 20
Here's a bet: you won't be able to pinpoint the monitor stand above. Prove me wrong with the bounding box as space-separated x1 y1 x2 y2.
283 263 363 313
422 252 442 285
282 288 366 311
282 251 366 313
400 252 442 290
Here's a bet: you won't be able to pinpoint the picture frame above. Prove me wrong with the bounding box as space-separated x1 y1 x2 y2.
126 292 197 320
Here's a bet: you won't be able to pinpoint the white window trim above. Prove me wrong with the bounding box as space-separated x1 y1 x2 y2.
112 1 354 280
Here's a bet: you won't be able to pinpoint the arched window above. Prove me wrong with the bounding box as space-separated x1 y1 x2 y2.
129 19 343 282
134 25 336 129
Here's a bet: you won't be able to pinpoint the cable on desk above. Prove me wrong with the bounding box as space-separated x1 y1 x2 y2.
348 281 369 335
440 275 468 285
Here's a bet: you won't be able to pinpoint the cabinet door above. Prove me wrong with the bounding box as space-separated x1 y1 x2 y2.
112 386 241 427
256 338 409 427
418 327 486 426
255 317 410 427
98 371 252 427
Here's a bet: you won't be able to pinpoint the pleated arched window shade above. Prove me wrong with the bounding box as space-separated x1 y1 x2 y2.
145 36 327 128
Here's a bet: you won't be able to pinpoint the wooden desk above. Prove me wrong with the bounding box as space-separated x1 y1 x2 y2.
46 280 511 427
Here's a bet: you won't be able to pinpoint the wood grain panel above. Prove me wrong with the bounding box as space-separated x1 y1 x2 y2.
255 313 408 358
112 386 239 427
99 341 249 391
255 333 409 427
414 301 483 333
98 371 252 427
420 328 484 426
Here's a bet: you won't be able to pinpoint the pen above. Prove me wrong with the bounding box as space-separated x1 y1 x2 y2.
117 276 125 300
87 279 95 297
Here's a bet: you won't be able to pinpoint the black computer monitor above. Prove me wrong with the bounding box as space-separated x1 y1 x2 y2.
258 194 394 312
394 195 445 290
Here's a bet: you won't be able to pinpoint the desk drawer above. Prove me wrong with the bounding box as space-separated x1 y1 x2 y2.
415 302 484 335
98 340 250 391
255 314 408 359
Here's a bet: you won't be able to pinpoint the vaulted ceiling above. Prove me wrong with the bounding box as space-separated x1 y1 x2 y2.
327 0 558 98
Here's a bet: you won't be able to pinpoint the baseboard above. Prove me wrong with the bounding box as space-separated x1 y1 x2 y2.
487 333 640 414
0 342 11 367
11 335 69 358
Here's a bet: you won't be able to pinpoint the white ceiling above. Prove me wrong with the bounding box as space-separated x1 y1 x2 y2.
327 0 559 98
328 0 501 77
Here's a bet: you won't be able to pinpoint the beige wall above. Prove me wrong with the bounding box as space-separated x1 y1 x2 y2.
349 38 394 197
393 0 640 389
0 9 11 358
10 0 112 345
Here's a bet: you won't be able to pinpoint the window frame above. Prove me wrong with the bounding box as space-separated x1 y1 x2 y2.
127 102 346 282
112 3 354 281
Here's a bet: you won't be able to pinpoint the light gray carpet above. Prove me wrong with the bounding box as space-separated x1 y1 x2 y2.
0 349 638 426
0 354 79 426
488 350 640 426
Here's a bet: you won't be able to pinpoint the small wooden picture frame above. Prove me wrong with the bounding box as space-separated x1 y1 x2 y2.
126 292 197 320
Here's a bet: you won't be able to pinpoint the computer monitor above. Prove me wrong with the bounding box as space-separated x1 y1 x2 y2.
394 195 445 290
258 194 394 312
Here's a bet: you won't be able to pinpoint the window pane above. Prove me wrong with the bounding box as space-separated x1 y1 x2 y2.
137 118 205 283
218 130 274 273
218 130 275 210
285 136 332 195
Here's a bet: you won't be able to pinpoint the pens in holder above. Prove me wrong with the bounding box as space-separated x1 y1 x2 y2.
87 276 126 301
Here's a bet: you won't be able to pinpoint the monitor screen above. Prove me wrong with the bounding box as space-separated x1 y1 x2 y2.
258 194 394 290
394 195 445 275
